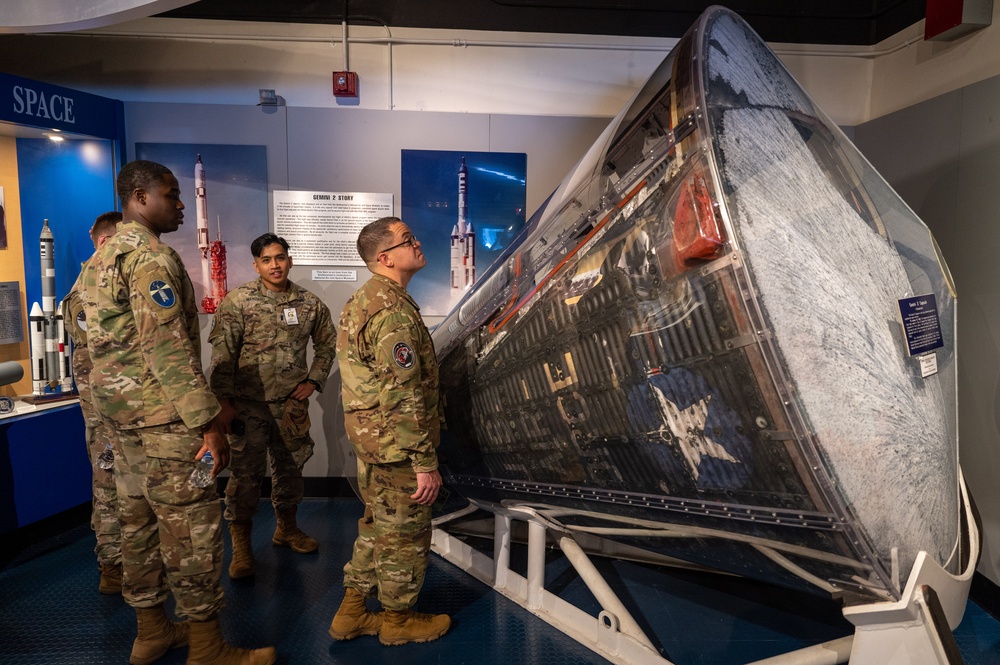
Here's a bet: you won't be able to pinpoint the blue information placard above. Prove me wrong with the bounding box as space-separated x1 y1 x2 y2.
897 294 944 357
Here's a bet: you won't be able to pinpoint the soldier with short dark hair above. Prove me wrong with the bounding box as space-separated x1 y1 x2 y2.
81 159 275 665
208 232 336 578
329 216 451 646
63 210 123 594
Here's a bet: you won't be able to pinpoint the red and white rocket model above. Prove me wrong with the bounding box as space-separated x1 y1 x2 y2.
450 157 475 298
201 217 228 313
29 219 72 396
195 155 228 313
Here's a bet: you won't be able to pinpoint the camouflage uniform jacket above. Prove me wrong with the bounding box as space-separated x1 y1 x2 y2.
337 274 441 472
208 277 336 402
80 221 220 432
63 262 98 427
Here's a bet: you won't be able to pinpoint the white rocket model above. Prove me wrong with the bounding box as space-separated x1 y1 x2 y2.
30 219 71 396
195 154 211 298
56 300 72 391
40 219 57 384
450 157 476 297
29 301 45 395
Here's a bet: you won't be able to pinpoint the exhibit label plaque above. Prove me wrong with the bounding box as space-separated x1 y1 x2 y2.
273 191 392 266
897 294 944 357
0 281 23 345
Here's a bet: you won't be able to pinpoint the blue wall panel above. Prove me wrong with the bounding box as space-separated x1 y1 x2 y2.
17 137 117 312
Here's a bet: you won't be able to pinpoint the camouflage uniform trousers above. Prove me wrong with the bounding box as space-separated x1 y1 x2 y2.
342 459 431 611
87 419 122 566
223 397 314 523
112 421 225 621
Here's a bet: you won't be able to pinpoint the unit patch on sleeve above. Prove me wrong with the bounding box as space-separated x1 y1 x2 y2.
393 342 414 369
148 280 176 308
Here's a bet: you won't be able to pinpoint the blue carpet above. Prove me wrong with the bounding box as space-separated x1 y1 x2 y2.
1 498 998 664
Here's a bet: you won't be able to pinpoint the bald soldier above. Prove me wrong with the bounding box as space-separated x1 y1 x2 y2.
329 216 450 646
81 159 275 665
62 211 123 595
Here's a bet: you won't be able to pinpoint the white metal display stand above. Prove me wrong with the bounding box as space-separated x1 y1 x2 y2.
431 475 979 665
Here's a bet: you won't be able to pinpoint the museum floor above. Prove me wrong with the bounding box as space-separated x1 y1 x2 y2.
1 498 998 664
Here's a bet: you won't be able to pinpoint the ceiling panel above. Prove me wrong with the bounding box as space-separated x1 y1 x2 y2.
158 0 928 46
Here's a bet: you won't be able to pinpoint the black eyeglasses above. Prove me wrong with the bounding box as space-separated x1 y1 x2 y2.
379 235 418 254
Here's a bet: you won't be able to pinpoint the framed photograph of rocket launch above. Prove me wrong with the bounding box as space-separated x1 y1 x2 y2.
401 149 527 316
135 143 269 314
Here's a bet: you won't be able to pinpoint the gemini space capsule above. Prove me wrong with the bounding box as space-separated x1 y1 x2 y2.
431 5 969 610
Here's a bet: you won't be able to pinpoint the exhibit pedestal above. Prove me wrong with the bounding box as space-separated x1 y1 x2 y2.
431 475 978 665
840 474 979 665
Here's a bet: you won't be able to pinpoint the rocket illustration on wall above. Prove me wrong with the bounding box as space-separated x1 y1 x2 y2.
450 157 475 298
29 219 72 396
195 154 229 313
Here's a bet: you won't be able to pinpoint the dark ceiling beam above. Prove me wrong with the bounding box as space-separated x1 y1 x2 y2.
158 0 927 46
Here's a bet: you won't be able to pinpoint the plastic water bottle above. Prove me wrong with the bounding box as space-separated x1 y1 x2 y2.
190 451 215 488
96 443 114 470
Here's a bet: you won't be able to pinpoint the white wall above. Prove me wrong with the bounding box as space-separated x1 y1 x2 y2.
0 15 954 128
1 8 1000 125
870 3 1000 122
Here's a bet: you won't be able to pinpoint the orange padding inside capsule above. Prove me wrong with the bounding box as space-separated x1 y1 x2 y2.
673 168 725 268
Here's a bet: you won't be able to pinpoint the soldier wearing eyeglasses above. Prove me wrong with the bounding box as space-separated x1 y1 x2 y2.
329 216 450 646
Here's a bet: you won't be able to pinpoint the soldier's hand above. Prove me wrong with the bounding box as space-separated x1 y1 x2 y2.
289 381 315 401
198 416 230 476
412 469 442 506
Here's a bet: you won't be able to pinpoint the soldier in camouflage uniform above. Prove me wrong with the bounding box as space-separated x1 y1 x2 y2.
208 232 336 578
62 211 123 595
329 216 451 646
80 160 275 665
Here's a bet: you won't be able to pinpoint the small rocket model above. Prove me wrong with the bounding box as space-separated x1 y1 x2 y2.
195 155 212 302
29 219 72 396
29 302 45 395
450 157 476 297
40 219 57 382
56 301 72 391
195 155 228 313
201 216 229 313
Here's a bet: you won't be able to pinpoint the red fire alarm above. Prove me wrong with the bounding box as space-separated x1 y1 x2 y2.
333 71 358 97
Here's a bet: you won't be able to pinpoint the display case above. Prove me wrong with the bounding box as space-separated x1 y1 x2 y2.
0 72 124 533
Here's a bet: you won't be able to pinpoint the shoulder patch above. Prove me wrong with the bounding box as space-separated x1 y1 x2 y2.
392 342 415 369
75 310 87 332
148 280 176 308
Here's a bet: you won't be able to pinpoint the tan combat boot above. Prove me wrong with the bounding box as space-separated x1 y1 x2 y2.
99 561 123 594
130 604 189 665
228 521 255 579
186 617 276 665
272 506 318 553
328 587 382 640
378 609 451 646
